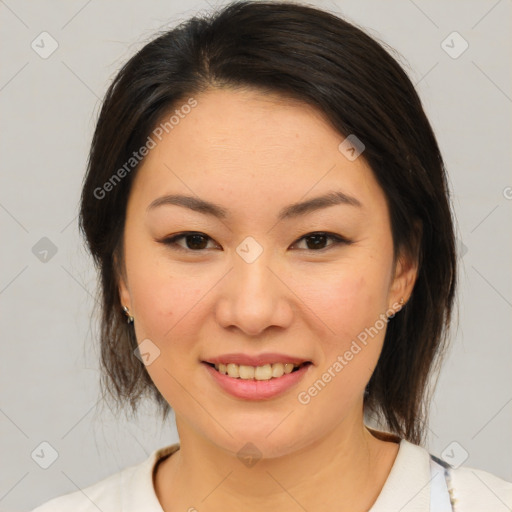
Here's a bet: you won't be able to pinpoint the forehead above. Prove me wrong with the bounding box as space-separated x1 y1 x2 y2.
130 88 385 217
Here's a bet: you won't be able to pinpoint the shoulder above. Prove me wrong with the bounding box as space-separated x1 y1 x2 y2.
30 468 126 511
444 461 512 511
390 437 511 511
30 443 180 512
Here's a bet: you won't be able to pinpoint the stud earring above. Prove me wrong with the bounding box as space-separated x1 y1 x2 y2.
122 305 134 324
386 297 406 319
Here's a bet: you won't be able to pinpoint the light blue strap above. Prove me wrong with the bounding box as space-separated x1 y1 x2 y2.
429 455 455 511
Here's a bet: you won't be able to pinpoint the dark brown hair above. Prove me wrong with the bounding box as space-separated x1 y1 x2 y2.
79 0 457 445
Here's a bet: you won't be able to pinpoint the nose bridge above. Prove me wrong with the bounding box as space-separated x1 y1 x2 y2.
217 236 293 335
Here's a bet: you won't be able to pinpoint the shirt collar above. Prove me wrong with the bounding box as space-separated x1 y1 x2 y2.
369 438 432 512
123 443 180 512
122 437 432 512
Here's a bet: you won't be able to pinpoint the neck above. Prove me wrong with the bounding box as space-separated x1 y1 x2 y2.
155 413 400 512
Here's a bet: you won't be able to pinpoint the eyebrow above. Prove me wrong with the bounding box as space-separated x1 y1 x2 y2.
146 190 363 220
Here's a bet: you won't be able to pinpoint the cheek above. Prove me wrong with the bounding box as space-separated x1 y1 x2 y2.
123 236 203 346
295 266 389 344
293 273 388 419
131 269 204 343
292 261 392 402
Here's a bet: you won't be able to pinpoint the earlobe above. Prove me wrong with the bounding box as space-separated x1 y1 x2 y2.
114 253 131 310
389 220 421 308
389 248 419 309
118 278 131 311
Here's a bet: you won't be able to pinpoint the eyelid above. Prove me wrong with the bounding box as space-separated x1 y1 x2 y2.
159 232 220 252
291 232 353 251
158 231 353 253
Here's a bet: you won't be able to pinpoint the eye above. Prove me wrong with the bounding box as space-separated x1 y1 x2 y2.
160 232 220 252
291 232 352 251
159 231 352 253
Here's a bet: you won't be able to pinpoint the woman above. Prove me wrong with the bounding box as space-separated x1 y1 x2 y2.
32 1 511 510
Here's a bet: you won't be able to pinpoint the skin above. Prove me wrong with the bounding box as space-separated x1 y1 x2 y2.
117 88 418 511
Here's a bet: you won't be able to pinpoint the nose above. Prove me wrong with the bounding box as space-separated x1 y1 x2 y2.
215 248 294 337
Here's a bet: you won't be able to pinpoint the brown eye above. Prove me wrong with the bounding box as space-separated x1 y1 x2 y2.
161 232 219 252
293 232 352 251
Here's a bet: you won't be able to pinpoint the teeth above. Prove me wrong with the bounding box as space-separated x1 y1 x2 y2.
226 363 239 378
213 362 304 380
284 363 294 374
254 364 272 380
239 365 255 379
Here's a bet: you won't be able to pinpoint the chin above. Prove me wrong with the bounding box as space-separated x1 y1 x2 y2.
200 416 312 461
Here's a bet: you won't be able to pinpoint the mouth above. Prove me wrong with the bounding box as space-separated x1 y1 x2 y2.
204 361 312 381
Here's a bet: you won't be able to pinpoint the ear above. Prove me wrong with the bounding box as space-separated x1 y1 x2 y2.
388 222 421 309
114 252 131 310
388 251 418 308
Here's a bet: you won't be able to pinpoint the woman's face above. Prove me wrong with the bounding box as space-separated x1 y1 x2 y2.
118 88 417 457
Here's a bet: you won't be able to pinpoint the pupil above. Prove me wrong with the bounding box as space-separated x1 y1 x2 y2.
188 234 207 250
307 234 326 250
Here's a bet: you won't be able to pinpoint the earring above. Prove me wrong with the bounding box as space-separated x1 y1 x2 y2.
122 305 134 324
386 297 406 319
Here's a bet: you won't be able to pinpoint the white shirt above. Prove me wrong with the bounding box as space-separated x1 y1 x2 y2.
31 438 512 511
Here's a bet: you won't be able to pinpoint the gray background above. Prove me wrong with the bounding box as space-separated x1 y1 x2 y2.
1 0 511 510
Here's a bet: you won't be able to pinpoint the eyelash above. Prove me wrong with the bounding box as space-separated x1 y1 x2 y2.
159 231 353 253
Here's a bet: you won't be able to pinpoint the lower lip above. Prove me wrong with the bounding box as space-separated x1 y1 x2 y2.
202 362 312 400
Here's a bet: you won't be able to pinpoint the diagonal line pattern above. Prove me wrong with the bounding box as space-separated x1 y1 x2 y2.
61 397 102 439
471 396 512 439
0 472 29 503
60 213 78 233
397 474 434 511
414 62 439 87
60 264 101 306
0 62 29 92
265 410 294 438
61 0 93 30
470 469 512 510
61 61 100 100
200 470 234 502
470 204 499 233
0 265 28 295
61 471 106 511
265 470 309 511
472 61 512 103
0 407 29 438
407 0 439 28
0 201 29 232
471 0 503 29
471 266 512 308
0 0 29 28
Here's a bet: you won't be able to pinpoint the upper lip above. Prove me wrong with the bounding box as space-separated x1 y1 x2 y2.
203 353 311 367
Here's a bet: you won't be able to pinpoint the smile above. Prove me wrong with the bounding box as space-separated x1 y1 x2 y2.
202 360 313 400
209 362 309 380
